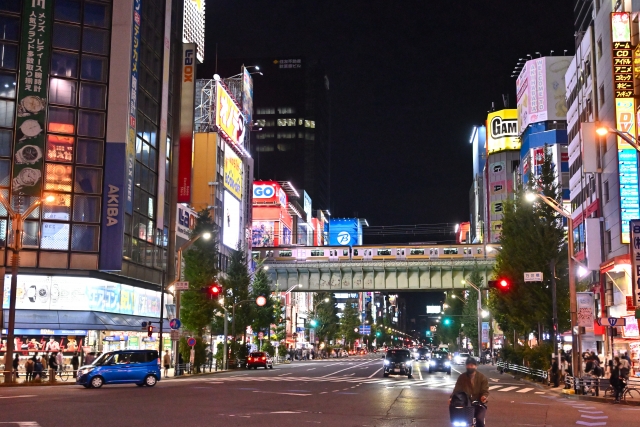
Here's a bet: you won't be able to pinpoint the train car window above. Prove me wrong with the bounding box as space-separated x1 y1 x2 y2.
402 249 405 255
343 250 349 256
377 249 391 256
410 249 424 255
266 251 274 257
311 250 324 256
354 249 359 256
279 250 292 257
252 251 260 260
443 248 458 255
477 248 482 254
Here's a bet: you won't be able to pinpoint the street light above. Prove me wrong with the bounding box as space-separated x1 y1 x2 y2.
461 279 484 357
0 193 54 383
526 191 579 376
595 125 640 152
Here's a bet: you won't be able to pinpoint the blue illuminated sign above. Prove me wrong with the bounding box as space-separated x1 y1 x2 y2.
619 148 640 242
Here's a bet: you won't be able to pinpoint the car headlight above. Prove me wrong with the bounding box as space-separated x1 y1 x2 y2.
453 422 468 427
444 361 451 367
429 360 436 366
384 360 390 365
79 367 95 375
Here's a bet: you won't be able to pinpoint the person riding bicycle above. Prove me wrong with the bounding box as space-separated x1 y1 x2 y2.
450 357 489 427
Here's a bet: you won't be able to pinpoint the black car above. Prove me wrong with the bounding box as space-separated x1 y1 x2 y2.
427 351 451 375
382 349 413 378
414 348 430 361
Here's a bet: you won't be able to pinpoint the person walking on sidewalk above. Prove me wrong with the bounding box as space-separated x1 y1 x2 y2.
12 353 20 381
71 352 79 378
610 357 625 403
48 352 58 381
163 350 171 378
551 357 559 388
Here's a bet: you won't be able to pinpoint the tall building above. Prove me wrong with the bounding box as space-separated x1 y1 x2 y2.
217 57 331 212
0 0 200 360
469 125 486 243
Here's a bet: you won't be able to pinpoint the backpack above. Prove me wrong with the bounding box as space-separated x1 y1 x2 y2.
621 367 630 378
593 365 603 377
450 392 472 408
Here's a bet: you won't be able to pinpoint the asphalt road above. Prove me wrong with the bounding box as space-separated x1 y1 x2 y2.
0 354 637 426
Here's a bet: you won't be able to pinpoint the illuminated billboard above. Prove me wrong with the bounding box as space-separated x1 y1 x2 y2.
223 190 241 249
224 143 242 200
516 57 571 131
253 181 287 206
252 221 275 247
327 218 362 246
177 43 197 203
182 0 205 63
216 81 245 146
486 110 520 154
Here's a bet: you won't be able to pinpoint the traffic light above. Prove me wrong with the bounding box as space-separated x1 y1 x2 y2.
488 278 510 291
147 325 154 337
443 318 452 326
310 319 318 327
376 331 381 337
201 283 222 299
425 330 432 336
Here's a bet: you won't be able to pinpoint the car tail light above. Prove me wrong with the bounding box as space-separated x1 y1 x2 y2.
248 357 252 361
261 357 266 361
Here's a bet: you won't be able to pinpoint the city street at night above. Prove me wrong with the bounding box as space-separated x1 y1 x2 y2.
0 356 635 427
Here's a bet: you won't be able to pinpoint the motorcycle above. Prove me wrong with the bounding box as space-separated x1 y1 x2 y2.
450 399 487 427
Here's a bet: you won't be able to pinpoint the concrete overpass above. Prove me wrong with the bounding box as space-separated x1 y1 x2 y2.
265 258 496 292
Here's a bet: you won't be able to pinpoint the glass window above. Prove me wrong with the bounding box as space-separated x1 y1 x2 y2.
82 27 109 55
74 166 101 194
81 55 107 82
0 71 14 98
0 42 17 70
79 82 106 109
73 195 100 222
48 106 75 134
71 224 99 251
54 0 81 23
0 158 9 185
76 138 102 165
0 15 19 41
84 2 110 28
22 220 39 247
42 193 71 220
0 128 10 156
77 110 104 137
45 163 73 192
46 134 74 162
51 51 78 78
53 23 81 50
0 1 21 13
0 99 13 127
41 222 70 250
49 78 77 106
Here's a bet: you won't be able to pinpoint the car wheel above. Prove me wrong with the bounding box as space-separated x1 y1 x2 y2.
90 376 104 389
408 374 413 379
383 372 389 378
144 375 157 387
269 365 273 369
447 370 451 376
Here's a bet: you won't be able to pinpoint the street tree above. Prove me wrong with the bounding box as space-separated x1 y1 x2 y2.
219 245 251 360
310 292 339 345
339 298 360 348
250 262 275 338
181 211 219 337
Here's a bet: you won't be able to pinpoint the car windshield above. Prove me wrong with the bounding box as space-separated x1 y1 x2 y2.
432 352 448 359
386 350 411 361
459 353 469 358
250 352 265 357
418 348 429 354
92 352 113 366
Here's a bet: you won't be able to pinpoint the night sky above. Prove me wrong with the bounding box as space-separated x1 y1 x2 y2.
202 1 576 319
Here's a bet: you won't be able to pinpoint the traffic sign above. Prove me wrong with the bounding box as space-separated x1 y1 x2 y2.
170 330 180 341
169 318 181 330
524 272 543 282
174 281 189 290
358 325 371 334
596 317 626 327
187 337 196 347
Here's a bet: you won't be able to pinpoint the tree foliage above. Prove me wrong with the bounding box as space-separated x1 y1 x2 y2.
250 262 275 336
489 146 570 344
181 211 219 336
339 298 360 347
461 267 485 351
220 245 251 342
310 292 339 344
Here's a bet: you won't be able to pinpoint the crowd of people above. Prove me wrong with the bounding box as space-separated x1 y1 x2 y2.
4 351 83 382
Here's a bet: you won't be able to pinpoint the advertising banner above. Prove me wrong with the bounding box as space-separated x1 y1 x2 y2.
328 218 361 246
12 0 53 198
252 221 275 247
482 322 490 344
223 190 241 249
216 81 245 146
630 220 640 307
2 275 161 318
177 43 197 203
242 67 253 127
176 204 197 240
125 0 142 214
612 13 633 98
224 143 242 199
191 132 217 211
282 225 292 245
616 99 639 244
517 58 546 130
576 292 595 328
303 191 312 221
253 181 287 206
486 110 519 154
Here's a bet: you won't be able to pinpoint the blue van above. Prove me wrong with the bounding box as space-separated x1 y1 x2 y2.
76 349 161 388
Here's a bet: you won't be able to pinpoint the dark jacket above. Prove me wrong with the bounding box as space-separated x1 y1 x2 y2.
451 371 489 402
48 355 57 369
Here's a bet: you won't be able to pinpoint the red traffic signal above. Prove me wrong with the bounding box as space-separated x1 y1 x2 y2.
488 278 511 291
201 284 222 299
147 325 154 337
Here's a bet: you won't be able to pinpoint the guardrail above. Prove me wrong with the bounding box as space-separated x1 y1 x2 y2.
565 374 640 399
496 361 548 381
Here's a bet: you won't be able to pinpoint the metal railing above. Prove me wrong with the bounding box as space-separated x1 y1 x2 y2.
496 361 548 381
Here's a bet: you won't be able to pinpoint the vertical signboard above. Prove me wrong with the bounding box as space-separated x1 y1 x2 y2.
242 67 253 131
611 12 639 244
156 0 172 229
12 1 53 198
215 81 245 146
630 220 640 308
576 292 595 328
223 144 242 200
125 0 141 215
481 322 490 344
177 43 196 203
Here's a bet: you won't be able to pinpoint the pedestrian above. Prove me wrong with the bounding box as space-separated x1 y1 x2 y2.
56 351 63 375
619 354 631 380
177 352 184 376
163 350 171 378
33 357 43 381
610 357 625 403
48 352 58 381
25 356 34 382
71 352 79 378
12 353 20 380
551 356 559 388
85 352 95 366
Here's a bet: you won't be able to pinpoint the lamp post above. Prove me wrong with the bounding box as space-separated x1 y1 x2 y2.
461 279 483 358
171 231 211 375
0 193 53 383
526 191 579 377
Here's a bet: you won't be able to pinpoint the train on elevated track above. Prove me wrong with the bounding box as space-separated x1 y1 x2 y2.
252 244 498 262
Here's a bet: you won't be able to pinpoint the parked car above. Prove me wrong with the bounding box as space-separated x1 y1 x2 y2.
382 349 413 378
77 350 161 389
247 352 273 369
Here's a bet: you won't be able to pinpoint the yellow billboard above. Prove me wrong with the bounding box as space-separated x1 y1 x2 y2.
216 81 245 146
192 132 217 212
486 109 520 154
224 143 243 200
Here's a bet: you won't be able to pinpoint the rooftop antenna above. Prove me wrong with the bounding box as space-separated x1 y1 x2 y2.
550 50 554 56
502 94 509 109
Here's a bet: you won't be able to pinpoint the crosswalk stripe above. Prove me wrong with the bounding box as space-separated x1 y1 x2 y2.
517 388 534 393
497 386 518 392
488 385 503 390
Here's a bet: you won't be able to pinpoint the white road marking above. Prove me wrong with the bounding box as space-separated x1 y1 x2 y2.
0 395 37 399
575 422 607 426
488 385 503 390
278 373 292 376
578 411 604 414
517 388 534 393
368 368 383 378
580 416 608 420
253 391 310 396
417 365 423 380
497 386 518 392
306 368 316 371
321 360 371 377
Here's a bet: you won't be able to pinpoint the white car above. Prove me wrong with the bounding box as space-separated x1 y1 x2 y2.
454 353 471 365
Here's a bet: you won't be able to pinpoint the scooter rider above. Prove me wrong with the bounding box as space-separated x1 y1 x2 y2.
450 357 489 427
